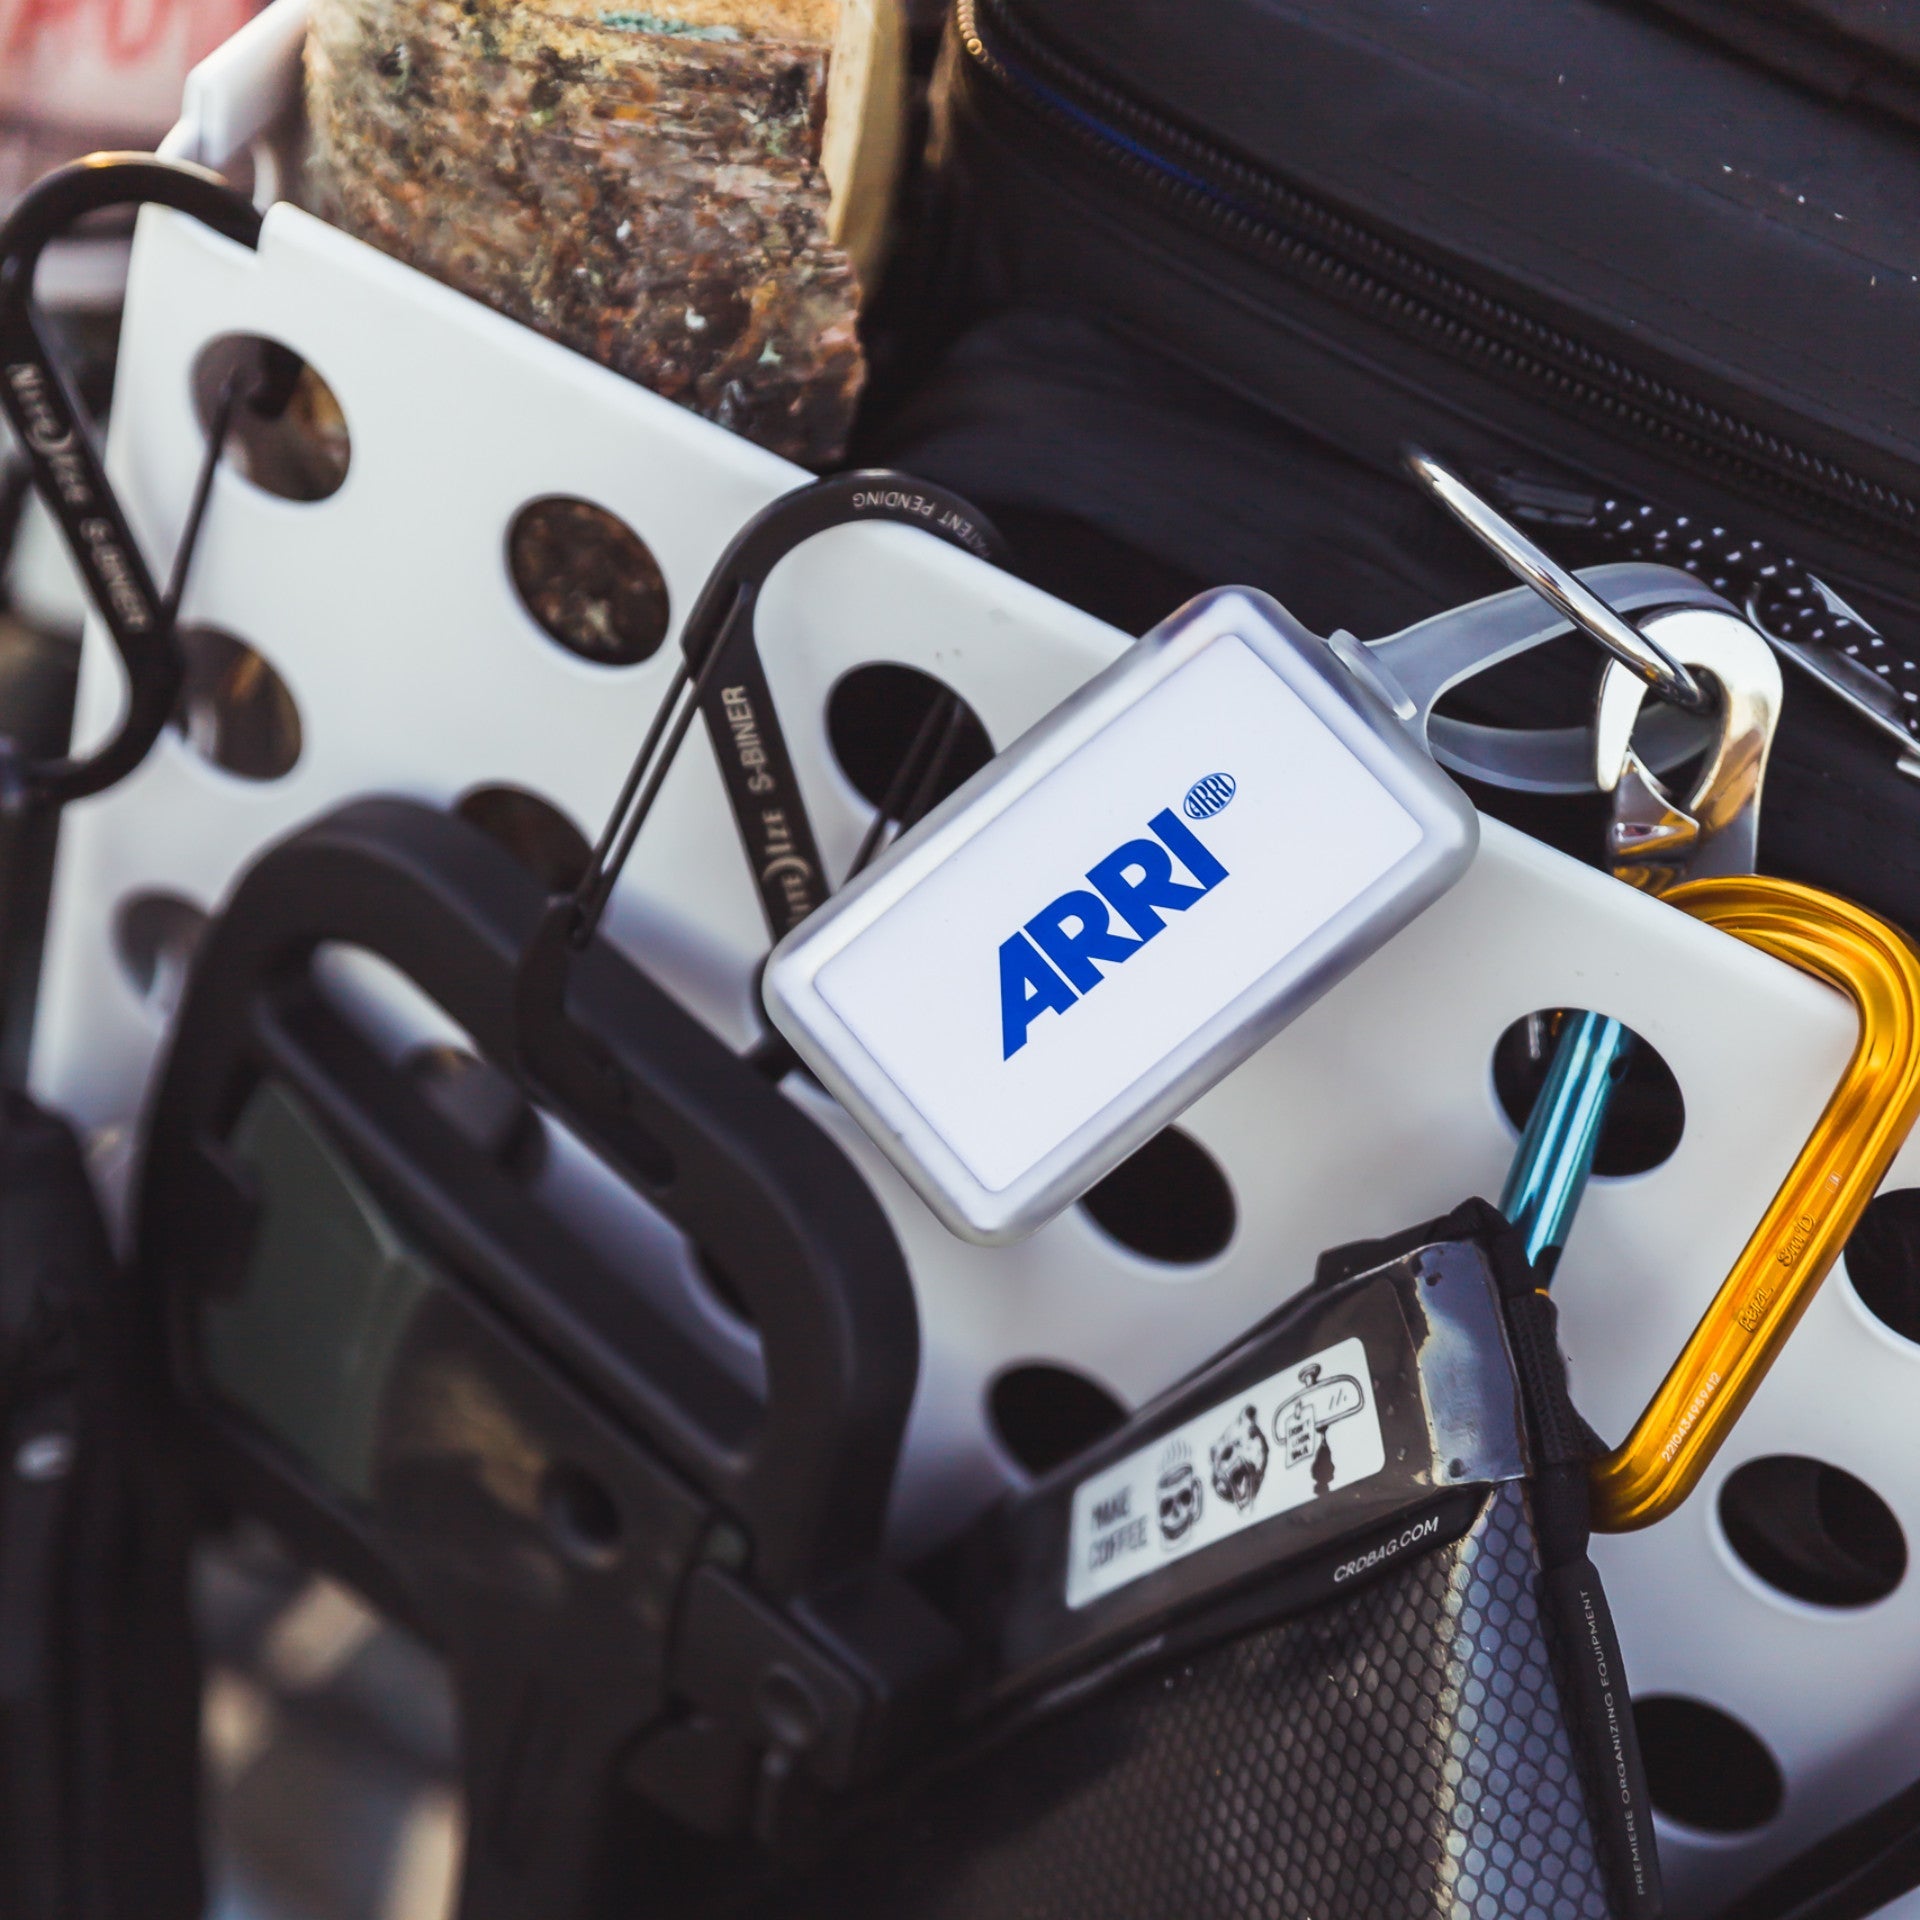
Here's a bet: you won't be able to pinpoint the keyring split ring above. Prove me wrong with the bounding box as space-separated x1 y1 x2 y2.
1405 447 1713 716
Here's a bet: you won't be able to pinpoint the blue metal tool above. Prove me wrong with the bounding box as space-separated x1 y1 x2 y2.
1499 1010 1634 1275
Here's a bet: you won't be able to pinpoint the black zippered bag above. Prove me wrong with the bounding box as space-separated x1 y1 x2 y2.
937 0 1920 604
875 0 1920 922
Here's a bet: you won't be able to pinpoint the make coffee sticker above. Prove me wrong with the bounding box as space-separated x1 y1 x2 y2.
1065 1336 1385 1609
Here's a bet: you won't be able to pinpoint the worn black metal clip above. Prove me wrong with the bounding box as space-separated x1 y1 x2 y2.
518 467 1003 1110
566 469 1004 943
0 154 264 804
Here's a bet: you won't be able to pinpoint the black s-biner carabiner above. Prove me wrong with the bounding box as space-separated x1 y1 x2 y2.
562 470 1006 947
0 153 262 805
516 469 1005 1151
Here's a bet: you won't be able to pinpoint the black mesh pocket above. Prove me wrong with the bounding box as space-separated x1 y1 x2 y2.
760 1484 1612 1920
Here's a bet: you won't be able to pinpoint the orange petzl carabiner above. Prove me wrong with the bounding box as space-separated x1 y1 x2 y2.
1590 876 1920 1531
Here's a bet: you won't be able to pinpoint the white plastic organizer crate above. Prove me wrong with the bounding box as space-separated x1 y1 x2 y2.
27 3 1920 1906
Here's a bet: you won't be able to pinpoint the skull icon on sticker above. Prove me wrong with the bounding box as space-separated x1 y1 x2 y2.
1156 1440 1203 1544
1209 1405 1270 1514
1272 1363 1368 1497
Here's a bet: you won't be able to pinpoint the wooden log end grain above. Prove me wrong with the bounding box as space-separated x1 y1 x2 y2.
304 0 905 466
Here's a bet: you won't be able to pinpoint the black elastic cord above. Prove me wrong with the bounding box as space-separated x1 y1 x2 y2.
566 588 751 949
847 689 968 880
161 370 246 624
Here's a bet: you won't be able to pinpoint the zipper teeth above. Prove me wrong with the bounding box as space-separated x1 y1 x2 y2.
957 0 1920 554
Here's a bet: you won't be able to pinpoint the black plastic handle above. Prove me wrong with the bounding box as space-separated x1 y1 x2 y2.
141 799 920 1598
0 153 261 803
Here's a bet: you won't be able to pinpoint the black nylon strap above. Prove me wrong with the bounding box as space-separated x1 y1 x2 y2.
1494 476 1920 747
1316 1196 1661 1917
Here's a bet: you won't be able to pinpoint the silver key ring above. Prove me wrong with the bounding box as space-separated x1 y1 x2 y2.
1404 448 1714 714
1346 561 1732 794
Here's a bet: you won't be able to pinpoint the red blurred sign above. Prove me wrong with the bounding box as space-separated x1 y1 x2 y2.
1 0 257 207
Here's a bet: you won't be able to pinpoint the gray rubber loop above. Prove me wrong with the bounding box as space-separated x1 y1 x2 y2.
1362 563 1731 795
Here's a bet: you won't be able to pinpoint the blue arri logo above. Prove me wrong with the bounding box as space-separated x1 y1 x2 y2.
999 790 1233 1059
1184 772 1236 821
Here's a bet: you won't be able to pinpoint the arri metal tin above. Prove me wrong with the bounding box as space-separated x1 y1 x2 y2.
763 587 1479 1243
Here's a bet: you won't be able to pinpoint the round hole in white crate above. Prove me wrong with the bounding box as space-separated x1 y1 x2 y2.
506 497 671 667
191 335 350 503
454 785 593 893
1078 1127 1236 1267
540 1461 623 1569
174 626 302 781
1718 1456 1907 1610
402 1044 546 1181
825 663 994 811
1842 1188 1920 1346
1633 1696 1783 1835
1490 1009 1685 1175
989 1363 1129 1477
113 892 208 1021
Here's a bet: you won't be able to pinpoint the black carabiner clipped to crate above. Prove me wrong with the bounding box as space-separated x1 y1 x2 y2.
565 468 1004 945
519 468 1004 1123
0 153 263 804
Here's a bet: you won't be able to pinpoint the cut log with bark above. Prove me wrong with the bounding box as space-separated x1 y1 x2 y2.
303 0 904 467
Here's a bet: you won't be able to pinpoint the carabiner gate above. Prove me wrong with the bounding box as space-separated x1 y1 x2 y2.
1591 877 1920 1530
0 153 261 804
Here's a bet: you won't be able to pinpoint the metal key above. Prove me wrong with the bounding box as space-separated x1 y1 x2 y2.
1499 1008 1632 1277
